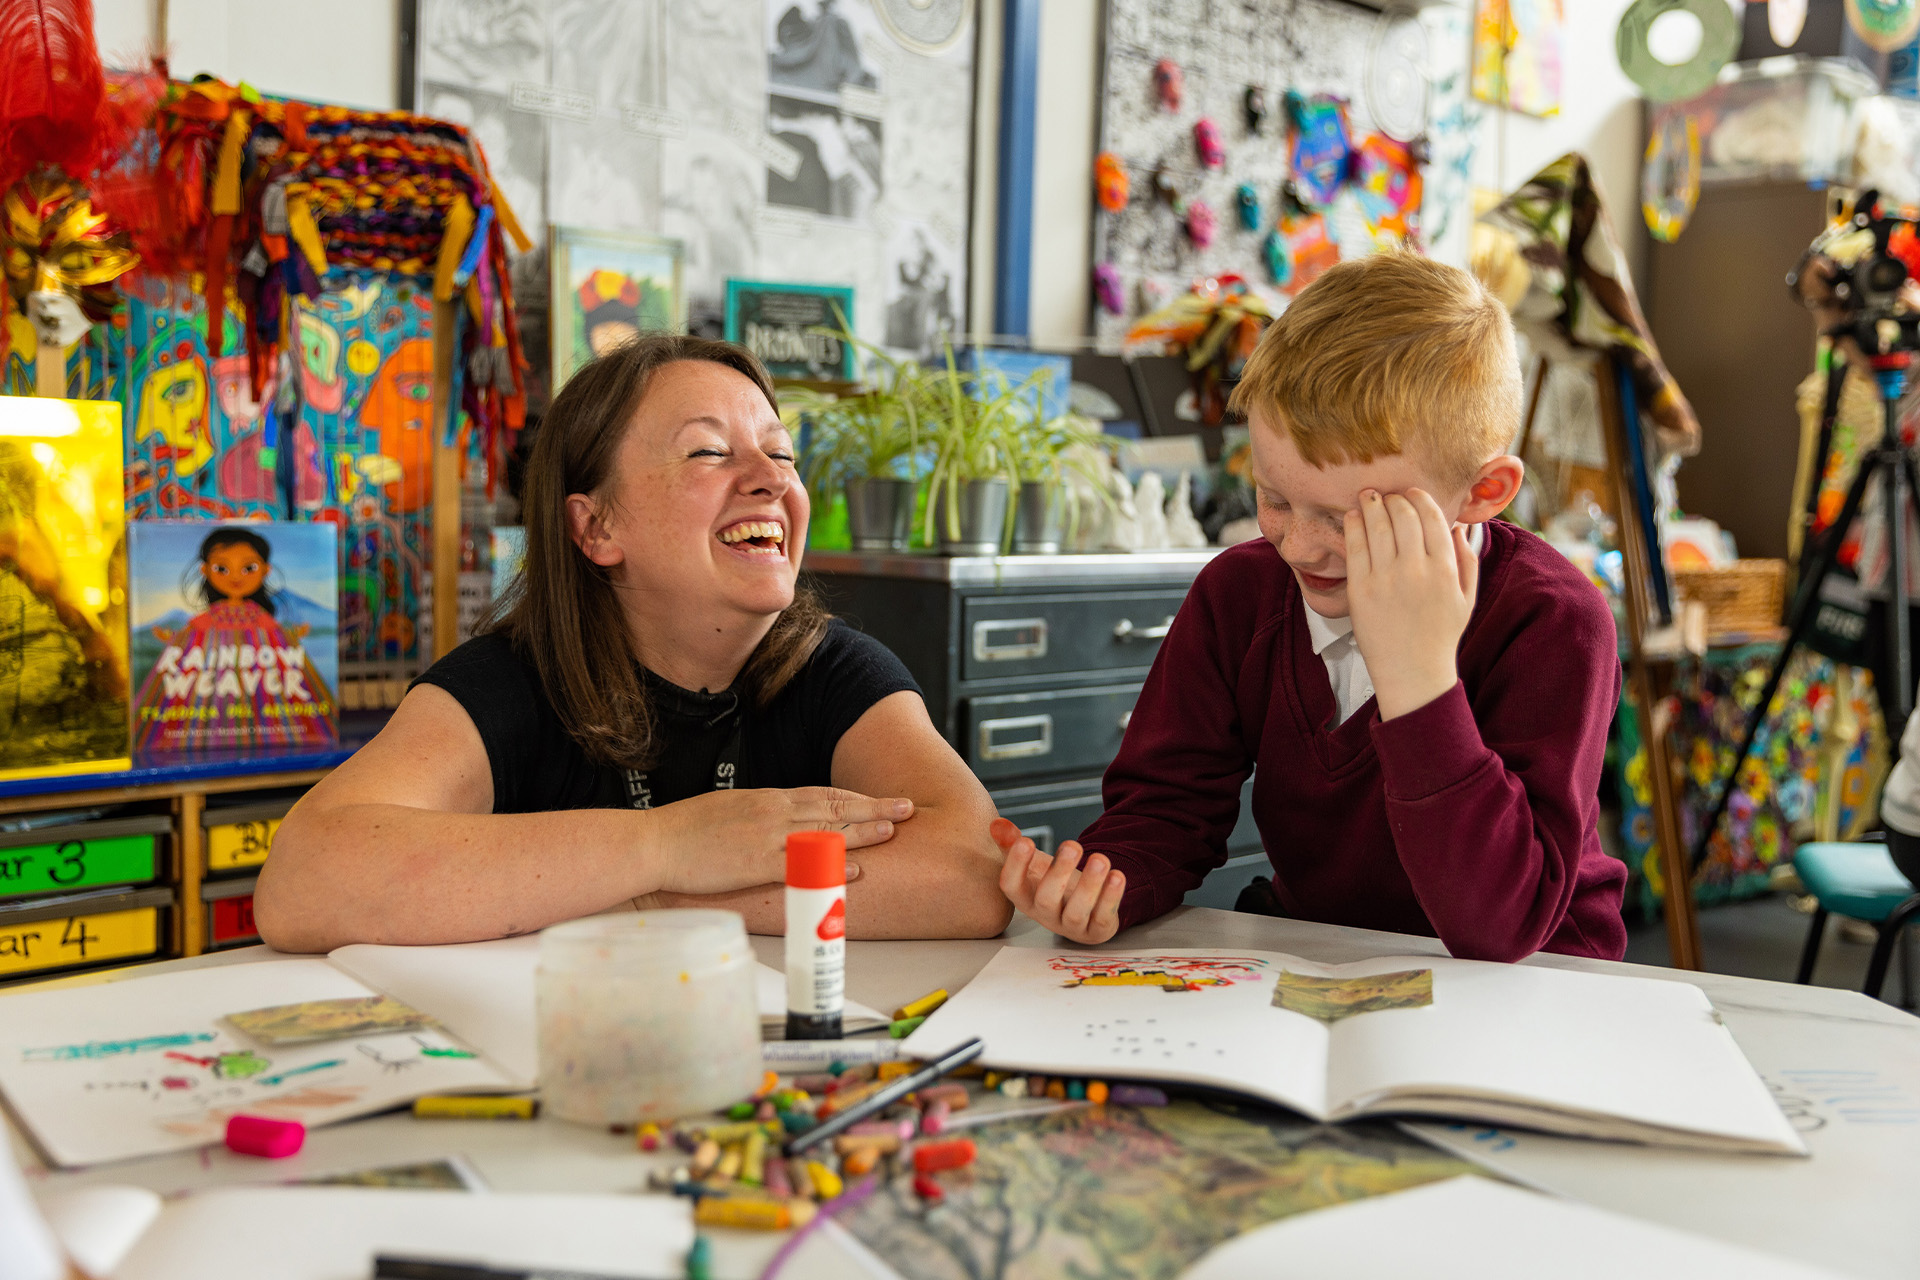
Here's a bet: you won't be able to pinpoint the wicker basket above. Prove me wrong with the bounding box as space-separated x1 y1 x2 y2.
1671 559 1787 637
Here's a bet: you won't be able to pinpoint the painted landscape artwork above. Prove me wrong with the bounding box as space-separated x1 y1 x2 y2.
128 522 339 764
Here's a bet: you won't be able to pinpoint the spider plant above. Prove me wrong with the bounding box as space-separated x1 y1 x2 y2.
918 343 1044 548
780 318 928 493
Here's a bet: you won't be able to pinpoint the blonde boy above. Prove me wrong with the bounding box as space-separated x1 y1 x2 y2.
994 252 1627 961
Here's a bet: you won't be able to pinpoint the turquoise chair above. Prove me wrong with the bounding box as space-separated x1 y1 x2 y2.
1792 842 1920 1002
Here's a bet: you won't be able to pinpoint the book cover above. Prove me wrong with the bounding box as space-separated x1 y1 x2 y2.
724 279 855 381
0 396 131 781
128 522 339 764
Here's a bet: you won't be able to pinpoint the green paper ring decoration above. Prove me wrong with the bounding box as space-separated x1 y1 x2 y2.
1616 0 1742 104
1847 0 1920 53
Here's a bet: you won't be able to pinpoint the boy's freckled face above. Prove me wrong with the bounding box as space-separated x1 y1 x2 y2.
1248 415 1466 619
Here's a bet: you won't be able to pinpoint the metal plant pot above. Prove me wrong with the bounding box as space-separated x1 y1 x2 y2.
1013 482 1065 555
844 477 915 552
934 478 1011 556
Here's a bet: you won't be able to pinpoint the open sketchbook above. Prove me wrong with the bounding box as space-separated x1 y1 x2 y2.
36 1184 691 1280
0 934 885 1167
898 948 1806 1156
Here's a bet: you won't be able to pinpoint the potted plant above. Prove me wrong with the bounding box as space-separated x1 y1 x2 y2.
782 332 925 553
1006 401 1116 554
918 346 1033 555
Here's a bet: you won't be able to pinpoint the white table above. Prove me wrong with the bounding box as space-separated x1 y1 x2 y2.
10 907 1919 1279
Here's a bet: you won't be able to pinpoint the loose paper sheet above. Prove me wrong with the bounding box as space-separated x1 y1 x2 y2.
0 961 513 1167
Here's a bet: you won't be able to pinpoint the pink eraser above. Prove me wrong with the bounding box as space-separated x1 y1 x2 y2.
225 1114 305 1158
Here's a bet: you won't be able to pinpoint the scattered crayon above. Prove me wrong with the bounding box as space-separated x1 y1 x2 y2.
983 1071 1003 1090
786 1157 815 1199
715 1142 744 1182
1110 1084 1169 1106
413 1095 538 1120
834 1064 875 1087
752 1070 780 1100
999 1077 1028 1099
1046 1079 1066 1100
847 1117 914 1140
878 1060 914 1082
916 1082 968 1110
699 1121 768 1144
1028 1076 1048 1097
912 1175 945 1203
695 1197 797 1230
893 988 949 1021
889 1016 926 1038
921 1101 949 1135
755 1099 778 1123
741 1128 768 1186
807 1160 844 1199
781 1111 817 1135
637 1121 662 1151
819 1080 885 1116
912 1139 977 1174
675 1130 701 1154
225 1114 304 1159
828 1061 847 1075
834 1133 901 1156
1087 1081 1109 1104
690 1139 721 1180
726 1101 756 1120
842 1146 879 1176
765 1154 792 1199
687 1236 713 1280
1066 1080 1086 1101
793 1073 838 1093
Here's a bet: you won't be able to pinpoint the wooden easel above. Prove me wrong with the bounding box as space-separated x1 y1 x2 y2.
1595 351 1704 970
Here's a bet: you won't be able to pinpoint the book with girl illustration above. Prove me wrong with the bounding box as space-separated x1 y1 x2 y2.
128 522 339 764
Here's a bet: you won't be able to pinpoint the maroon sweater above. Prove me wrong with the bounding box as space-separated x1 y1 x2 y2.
1082 521 1628 962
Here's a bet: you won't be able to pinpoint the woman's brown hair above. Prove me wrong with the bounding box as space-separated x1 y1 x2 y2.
489 335 830 769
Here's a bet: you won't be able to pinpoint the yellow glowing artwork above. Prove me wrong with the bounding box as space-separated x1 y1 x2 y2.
0 395 131 780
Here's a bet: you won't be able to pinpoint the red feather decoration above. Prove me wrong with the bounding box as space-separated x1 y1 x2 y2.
0 0 106 188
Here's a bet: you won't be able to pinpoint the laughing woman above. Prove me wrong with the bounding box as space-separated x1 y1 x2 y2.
256 336 1011 951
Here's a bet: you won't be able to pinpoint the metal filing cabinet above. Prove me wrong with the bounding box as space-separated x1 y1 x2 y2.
806 551 1269 906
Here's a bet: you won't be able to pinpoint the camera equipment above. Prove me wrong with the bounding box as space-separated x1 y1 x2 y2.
1694 191 1920 877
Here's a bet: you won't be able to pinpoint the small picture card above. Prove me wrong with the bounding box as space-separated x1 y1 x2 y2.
226 995 439 1045
1271 969 1433 1023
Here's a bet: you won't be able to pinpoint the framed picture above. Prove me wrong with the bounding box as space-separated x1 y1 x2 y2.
549 225 685 389
723 280 856 382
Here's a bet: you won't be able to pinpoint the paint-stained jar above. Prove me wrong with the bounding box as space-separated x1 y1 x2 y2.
536 911 760 1124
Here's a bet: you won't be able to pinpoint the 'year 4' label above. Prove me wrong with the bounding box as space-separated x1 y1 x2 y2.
0 907 158 977
0 835 157 901
208 820 280 871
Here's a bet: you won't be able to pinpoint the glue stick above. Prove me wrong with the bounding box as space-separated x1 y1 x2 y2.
785 830 846 1040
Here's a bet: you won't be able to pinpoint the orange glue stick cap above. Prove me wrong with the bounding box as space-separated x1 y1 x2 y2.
787 831 847 889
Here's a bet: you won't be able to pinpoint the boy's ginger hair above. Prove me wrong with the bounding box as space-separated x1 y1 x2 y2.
1228 250 1522 486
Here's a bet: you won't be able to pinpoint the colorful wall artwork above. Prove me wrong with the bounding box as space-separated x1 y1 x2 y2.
1471 0 1563 118
0 396 131 781
549 226 683 390
128 521 339 765
122 280 280 523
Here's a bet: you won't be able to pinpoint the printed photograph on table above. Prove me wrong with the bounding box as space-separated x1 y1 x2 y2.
1271 968 1434 1023
127 521 339 765
0 396 130 781
549 225 684 389
724 280 856 381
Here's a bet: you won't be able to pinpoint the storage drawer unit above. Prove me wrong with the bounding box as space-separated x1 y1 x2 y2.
0 886 171 982
810 551 1265 898
0 815 169 901
203 875 261 949
203 800 293 876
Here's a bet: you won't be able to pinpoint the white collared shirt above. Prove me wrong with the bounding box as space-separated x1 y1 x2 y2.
1305 522 1486 726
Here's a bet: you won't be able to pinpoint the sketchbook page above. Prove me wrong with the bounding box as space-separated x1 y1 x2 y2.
0 961 514 1167
898 947 1332 1116
328 935 543 1087
1179 1176 1848 1279
36 1185 163 1278
113 1186 695 1280
1320 957 1804 1154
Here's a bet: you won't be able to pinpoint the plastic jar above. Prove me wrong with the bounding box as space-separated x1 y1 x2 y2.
536 911 760 1125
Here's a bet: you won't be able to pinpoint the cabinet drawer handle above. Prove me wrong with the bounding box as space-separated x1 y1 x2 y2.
1113 616 1174 642
973 617 1049 662
1018 824 1056 853
978 714 1054 762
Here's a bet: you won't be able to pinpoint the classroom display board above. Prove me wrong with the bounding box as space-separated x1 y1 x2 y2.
414 0 975 363
1093 0 1477 348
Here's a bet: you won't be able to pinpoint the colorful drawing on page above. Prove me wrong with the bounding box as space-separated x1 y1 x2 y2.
161 1048 271 1079
226 995 438 1046
253 1059 347 1088
840 1101 1475 1280
1271 969 1433 1023
1049 955 1270 993
23 1033 213 1062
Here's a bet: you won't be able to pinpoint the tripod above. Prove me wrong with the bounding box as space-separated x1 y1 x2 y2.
1689 352 1920 875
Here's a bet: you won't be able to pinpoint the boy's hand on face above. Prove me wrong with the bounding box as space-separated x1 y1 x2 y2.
1343 488 1478 720
991 818 1124 945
